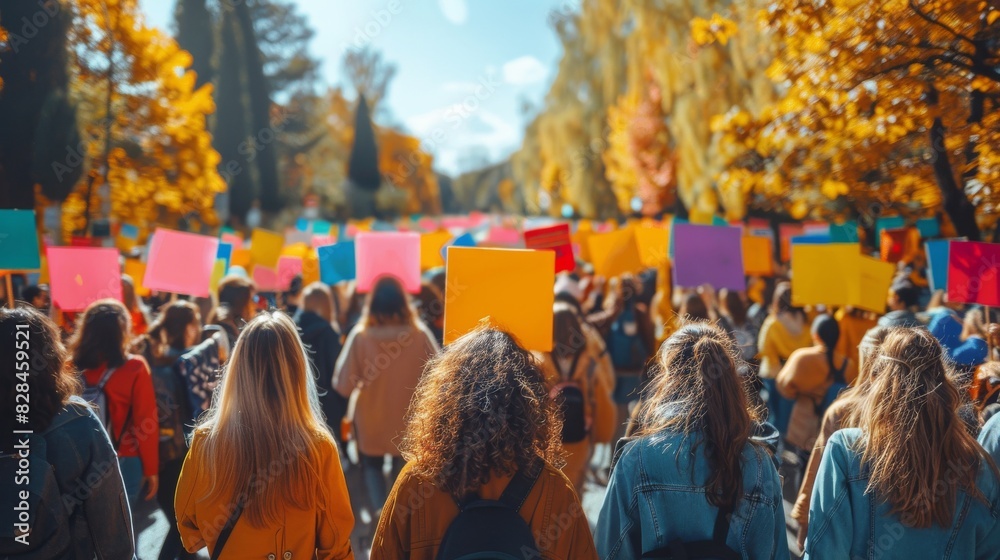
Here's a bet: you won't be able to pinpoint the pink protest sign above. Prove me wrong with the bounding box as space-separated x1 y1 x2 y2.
252 265 280 292
312 235 337 249
355 232 422 293
144 229 219 297
486 226 522 246
221 233 244 248
47 247 122 312
277 256 303 291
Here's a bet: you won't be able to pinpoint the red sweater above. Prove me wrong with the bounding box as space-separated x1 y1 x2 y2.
82 356 159 476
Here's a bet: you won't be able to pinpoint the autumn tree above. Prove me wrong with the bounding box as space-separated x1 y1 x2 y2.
250 0 319 97
604 79 677 215
64 0 224 235
715 0 1000 239
0 0 82 209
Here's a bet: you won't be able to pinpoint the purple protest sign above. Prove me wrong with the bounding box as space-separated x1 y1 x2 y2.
673 224 745 290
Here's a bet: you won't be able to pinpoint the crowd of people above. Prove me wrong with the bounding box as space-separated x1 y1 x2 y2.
2 246 1000 559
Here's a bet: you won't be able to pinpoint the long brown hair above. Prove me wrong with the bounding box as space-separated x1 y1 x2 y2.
635 323 763 510
0 306 81 432
363 276 415 327
147 301 200 354
209 275 256 326
193 311 333 528
400 325 564 497
552 303 586 362
848 328 999 528
69 299 132 370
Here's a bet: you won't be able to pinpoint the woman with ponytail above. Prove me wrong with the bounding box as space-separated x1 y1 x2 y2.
596 323 787 558
777 314 858 453
807 328 1000 557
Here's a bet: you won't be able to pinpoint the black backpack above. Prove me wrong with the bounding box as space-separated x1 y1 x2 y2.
549 352 592 444
149 352 193 464
641 504 739 560
436 468 542 560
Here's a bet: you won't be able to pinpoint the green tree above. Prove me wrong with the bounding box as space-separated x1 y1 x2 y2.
0 0 81 209
173 0 214 87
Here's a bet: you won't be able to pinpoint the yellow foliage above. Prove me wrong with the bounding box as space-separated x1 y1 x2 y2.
715 0 1000 230
62 0 225 237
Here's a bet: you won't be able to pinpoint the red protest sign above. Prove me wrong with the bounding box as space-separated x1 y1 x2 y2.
947 241 1000 306
524 224 575 273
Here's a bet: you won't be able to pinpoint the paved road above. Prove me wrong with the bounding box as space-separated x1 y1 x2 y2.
137 457 802 559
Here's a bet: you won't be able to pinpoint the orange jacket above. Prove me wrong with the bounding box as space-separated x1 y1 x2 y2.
371 462 599 560
175 432 355 559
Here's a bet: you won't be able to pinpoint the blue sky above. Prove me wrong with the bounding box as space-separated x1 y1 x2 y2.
138 0 577 176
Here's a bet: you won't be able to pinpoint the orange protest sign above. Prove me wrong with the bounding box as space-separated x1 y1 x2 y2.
444 247 554 352
587 229 643 278
742 236 774 277
124 259 150 297
420 230 453 271
634 224 670 269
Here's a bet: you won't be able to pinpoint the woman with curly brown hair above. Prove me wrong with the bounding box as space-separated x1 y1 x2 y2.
806 328 1000 558
0 306 135 558
371 326 599 560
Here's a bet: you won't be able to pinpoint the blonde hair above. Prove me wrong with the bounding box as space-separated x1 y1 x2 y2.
302 282 334 323
848 328 999 528
193 311 334 528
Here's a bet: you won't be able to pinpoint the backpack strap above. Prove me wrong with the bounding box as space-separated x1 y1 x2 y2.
112 371 137 450
211 490 248 560
498 465 541 513
94 366 117 389
551 351 583 383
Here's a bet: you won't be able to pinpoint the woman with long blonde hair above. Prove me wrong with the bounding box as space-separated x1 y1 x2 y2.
175 311 354 559
806 328 1000 557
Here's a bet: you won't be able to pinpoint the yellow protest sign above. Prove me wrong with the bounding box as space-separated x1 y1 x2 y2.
634 225 671 268
124 259 150 297
209 259 226 295
742 236 774 277
250 228 284 268
791 243 860 307
444 247 555 352
855 256 895 314
281 242 311 259
420 231 453 271
587 229 643 278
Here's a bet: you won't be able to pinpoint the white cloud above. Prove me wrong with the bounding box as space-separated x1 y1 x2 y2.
404 107 521 175
438 0 468 25
502 55 548 86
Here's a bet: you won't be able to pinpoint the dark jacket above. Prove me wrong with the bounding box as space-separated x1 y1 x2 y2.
1 397 135 559
295 309 346 432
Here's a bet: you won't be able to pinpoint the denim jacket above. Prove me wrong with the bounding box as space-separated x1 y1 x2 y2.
806 428 1000 559
596 429 787 559
1 397 135 559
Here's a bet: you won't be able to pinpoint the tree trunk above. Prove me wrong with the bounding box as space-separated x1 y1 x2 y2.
929 117 980 241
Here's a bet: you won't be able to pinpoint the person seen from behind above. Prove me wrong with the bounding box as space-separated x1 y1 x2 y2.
371 325 599 560
70 299 159 509
175 311 354 559
0 306 136 559
806 328 1000 557
596 323 787 558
